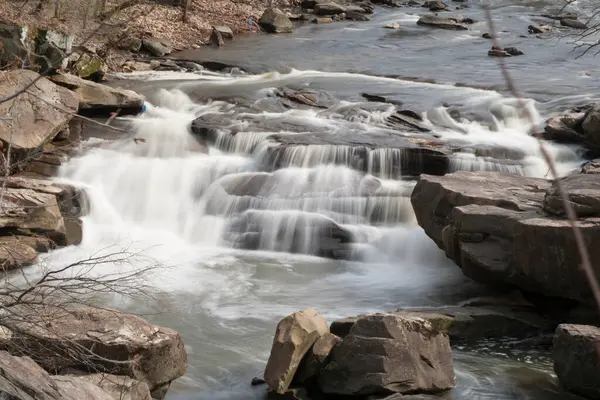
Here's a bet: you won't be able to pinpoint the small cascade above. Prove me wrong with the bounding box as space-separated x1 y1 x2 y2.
57 70 585 260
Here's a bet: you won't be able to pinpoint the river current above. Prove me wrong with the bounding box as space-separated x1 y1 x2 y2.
37 0 600 399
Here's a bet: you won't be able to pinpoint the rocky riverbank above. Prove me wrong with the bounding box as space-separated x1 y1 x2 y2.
0 57 189 399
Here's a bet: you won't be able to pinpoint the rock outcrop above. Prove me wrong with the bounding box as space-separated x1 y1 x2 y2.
0 177 85 270
0 307 187 399
411 170 600 306
50 73 145 116
318 313 455 396
0 70 79 161
543 103 600 156
264 308 329 393
553 324 600 399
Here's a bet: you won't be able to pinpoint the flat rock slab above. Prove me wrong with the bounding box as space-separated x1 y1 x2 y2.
553 324 600 399
50 73 144 115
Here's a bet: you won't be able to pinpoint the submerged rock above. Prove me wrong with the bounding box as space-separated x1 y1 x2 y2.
560 18 588 29
259 8 294 33
410 171 600 306
553 324 600 399
318 313 455 396
417 15 468 30
264 308 329 393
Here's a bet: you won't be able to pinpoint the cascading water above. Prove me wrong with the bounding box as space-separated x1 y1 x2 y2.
43 59 589 400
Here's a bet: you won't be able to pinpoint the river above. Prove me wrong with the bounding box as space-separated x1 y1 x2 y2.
38 0 600 399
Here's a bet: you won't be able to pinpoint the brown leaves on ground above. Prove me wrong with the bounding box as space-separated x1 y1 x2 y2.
1 0 298 50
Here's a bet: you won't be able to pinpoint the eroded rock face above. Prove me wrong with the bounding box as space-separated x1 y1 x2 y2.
318 313 455 396
0 307 187 398
294 332 341 383
0 70 79 156
410 171 600 305
49 73 145 116
264 308 329 393
553 324 600 399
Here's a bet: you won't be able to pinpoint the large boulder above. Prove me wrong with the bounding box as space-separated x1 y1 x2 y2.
259 8 294 33
0 70 79 157
264 308 329 393
553 324 600 399
141 37 173 57
49 73 145 116
0 307 187 399
318 313 455 396
410 171 600 305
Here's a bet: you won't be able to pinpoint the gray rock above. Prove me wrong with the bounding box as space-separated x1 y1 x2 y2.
417 15 468 30
210 28 225 47
560 18 588 29
141 37 173 57
259 8 294 33
295 333 341 383
553 324 600 399
425 1 447 11
213 25 234 40
318 313 455 396
314 2 346 15
544 172 600 217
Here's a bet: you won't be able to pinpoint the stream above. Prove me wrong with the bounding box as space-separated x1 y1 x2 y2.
38 0 600 399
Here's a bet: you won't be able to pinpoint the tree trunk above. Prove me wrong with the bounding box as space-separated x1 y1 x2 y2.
182 0 190 23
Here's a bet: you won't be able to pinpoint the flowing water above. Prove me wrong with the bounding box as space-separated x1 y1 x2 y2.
34 0 600 398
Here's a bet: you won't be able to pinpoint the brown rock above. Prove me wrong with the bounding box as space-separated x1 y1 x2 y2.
0 307 187 398
264 308 329 393
52 376 115 400
560 18 588 29
49 73 145 116
410 171 600 305
318 313 455 396
0 70 79 154
553 324 600 399
295 333 341 383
